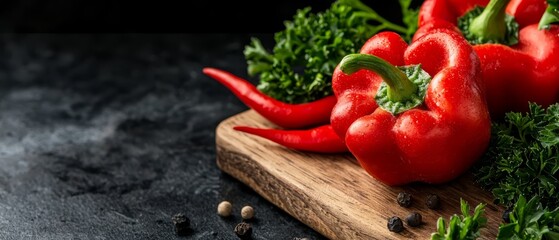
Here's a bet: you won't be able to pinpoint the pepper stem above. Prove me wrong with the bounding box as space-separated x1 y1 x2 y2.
339 54 417 102
538 2 559 30
468 0 511 43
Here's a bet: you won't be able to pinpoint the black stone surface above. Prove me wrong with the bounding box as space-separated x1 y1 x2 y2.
0 34 328 240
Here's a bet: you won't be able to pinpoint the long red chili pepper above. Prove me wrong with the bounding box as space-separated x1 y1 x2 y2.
233 125 348 153
203 67 336 129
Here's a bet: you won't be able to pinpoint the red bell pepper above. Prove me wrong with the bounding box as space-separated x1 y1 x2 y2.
414 0 559 120
330 30 491 186
203 67 336 129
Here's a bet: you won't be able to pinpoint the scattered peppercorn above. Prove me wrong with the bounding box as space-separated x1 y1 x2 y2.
405 212 422 227
171 212 190 236
397 192 412 207
234 222 253 239
426 194 440 209
241 206 255 220
387 216 404 233
502 208 512 223
218 201 233 217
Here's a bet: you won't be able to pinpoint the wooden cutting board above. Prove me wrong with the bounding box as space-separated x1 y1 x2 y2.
216 109 504 239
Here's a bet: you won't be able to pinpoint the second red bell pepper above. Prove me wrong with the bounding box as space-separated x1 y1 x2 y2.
330 30 491 186
414 0 559 120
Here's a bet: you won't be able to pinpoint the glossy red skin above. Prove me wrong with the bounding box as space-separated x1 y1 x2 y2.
203 67 336 129
234 125 348 153
330 30 491 186
416 0 546 30
414 0 556 120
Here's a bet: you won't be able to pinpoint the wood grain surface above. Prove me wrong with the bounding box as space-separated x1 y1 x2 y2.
216 110 505 240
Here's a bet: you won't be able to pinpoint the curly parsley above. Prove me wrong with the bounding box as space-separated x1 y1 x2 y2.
244 0 419 103
474 103 559 210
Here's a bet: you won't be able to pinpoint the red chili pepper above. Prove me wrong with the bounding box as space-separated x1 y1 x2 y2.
330 30 491 186
202 67 336 129
233 125 348 153
414 0 559 120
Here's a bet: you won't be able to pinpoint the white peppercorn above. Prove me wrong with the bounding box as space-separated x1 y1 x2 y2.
217 201 233 217
241 206 254 220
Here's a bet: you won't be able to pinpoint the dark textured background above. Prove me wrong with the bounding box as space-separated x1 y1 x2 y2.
0 0 414 33
0 1 422 239
0 33 330 240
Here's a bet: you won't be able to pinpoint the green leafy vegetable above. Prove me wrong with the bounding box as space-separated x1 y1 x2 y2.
497 195 559 240
539 0 559 30
431 199 487 240
474 103 559 210
244 0 419 103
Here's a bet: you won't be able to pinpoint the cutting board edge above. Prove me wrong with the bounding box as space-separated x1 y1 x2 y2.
215 116 381 240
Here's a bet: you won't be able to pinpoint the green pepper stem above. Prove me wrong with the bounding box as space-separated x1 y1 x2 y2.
469 0 511 42
538 3 559 30
339 54 417 102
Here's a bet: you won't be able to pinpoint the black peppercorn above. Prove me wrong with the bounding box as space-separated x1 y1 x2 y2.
405 212 422 227
234 222 253 239
387 216 404 233
171 213 190 236
397 192 412 207
502 208 512 223
426 194 440 209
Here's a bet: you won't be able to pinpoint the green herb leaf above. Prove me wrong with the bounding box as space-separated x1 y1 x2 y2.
497 195 559 240
430 199 487 240
244 0 419 103
474 102 559 210
400 0 419 40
